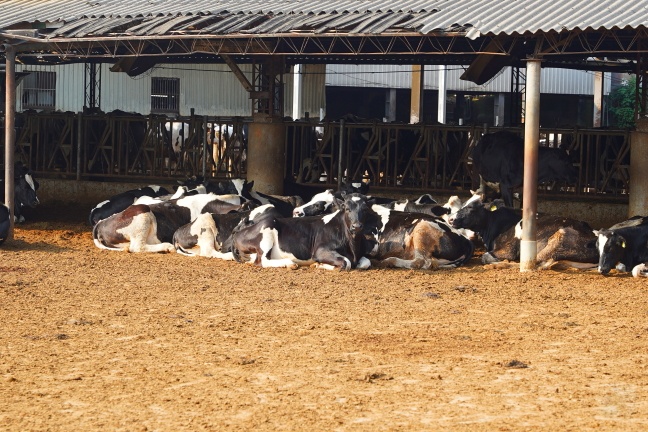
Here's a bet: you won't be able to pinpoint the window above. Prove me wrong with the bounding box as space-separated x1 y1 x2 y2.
151 77 180 114
22 71 56 110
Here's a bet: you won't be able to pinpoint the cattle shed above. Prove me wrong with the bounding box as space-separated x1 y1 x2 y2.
1 0 648 270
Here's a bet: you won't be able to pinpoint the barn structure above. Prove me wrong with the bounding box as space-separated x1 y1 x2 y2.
0 0 647 270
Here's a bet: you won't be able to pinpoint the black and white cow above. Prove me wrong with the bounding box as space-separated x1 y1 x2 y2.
173 204 281 259
1 162 40 223
89 185 170 226
593 216 648 276
451 194 598 268
377 199 450 218
472 130 578 207
93 193 253 253
231 193 374 270
367 205 474 270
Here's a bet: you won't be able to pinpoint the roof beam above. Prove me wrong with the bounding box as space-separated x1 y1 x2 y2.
221 54 253 92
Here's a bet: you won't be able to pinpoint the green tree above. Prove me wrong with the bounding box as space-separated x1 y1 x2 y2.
608 76 636 129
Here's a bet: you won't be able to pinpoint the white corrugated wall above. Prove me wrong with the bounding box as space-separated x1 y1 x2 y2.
325 64 612 95
15 62 611 115
284 64 327 119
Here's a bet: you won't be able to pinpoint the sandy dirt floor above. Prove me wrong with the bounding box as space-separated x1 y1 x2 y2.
2 203 648 431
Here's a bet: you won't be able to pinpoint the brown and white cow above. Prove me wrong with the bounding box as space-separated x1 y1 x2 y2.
366 205 474 270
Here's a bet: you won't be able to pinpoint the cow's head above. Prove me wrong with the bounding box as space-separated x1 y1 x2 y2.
334 193 377 236
217 178 250 196
293 189 335 217
450 193 490 231
593 229 627 275
14 162 39 209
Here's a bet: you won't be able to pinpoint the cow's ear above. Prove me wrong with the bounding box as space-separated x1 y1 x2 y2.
246 180 254 190
593 230 600 236
366 198 376 206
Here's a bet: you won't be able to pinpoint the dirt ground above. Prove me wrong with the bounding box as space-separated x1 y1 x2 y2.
2 203 648 431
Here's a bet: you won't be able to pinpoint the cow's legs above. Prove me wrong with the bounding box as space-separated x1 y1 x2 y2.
123 213 175 253
312 249 352 271
258 227 299 269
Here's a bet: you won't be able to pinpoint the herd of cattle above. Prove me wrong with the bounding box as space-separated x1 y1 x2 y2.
2 130 648 277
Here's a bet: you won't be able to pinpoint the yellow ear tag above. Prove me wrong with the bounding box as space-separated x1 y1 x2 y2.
621 241 626 248
490 205 497 211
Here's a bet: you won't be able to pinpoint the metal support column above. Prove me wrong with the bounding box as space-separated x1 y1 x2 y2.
410 65 424 124
3 44 15 239
520 59 542 272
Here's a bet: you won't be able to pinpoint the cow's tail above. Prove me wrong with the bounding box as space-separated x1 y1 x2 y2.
92 222 123 251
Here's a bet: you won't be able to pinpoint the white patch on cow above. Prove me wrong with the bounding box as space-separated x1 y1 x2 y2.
135 196 162 205
111 212 175 253
357 256 371 270
95 200 110 209
249 204 275 220
293 190 335 217
231 178 246 196
444 196 462 213
514 221 523 239
322 210 340 225
148 185 162 193
258 227 300 268
393 201 407 212
371 204 391 233
632 263 648 277
597 233 609 259
24 174 36 192
411 219 419 225
616 263 627 272
170 187 188 200
462 193 482 208
351 196 361 202
175 193 239 222
351 182 362 189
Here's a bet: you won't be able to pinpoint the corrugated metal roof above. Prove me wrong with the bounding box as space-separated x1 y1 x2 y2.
0 0 646 37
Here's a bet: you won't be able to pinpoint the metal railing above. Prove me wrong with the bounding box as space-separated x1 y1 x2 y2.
5 111 249 182
1 111 632 201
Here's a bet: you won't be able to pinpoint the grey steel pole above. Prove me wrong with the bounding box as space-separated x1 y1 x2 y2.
337 119 345 190
76 112 82 180
4 44 16 239
520 59 542 272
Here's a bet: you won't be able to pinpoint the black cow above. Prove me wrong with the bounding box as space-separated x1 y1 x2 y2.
367 205 473 270
472 130 578 207
93 193 253 253
231 193 374 270
89 185 170 226
1 162 40 223
173 204 280 259
593 216 648 276
0 204 9 245
451 194 598 268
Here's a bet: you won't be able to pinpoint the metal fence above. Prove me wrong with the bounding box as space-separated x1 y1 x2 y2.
1 111 632 200
5 111 249 182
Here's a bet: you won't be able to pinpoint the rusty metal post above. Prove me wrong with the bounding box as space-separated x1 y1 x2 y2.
247 115 285 194
410 65 423 124
520 59 542 272
337 119 345 190
76 112 83 180
202 115 208 178
3 44 16 239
